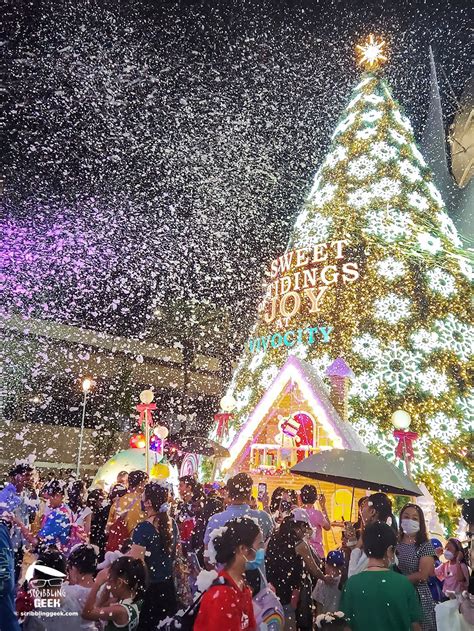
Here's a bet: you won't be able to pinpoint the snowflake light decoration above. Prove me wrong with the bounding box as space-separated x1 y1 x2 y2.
426 268 456 297
311 353 332 380
363 93 384 105
347 92 363 109
389 128 407 145
365 209 411 242
324 146 347 169
352 417 380 447
347 156 377 179
361 110 383 124
436 212 462 248
374 293 411 324
435 314 473 362
417 367 449 397
410 329 439 354
354 76 375 92
347 188 372 208
408 191 429 212
249 350 265 372
356 127 377 140
332 113 356 138
439 462 469 496
350 371 380 401
308 170 322 199
393 110 413 132
235 386 252 410
417 232 442 255
455 256 473 282
399 160 421 183
259 365 279 389
288 343 308 359
425 182 444 207
428 412 460 442
311 183 338 207
376 257 405 280
410 143 427 167
457 393 474 432
371 177 401 200
295 209 308 230
378 341 420 394
411 434 433 474
352 333 383 360
295 213 332 246
370 141 398 162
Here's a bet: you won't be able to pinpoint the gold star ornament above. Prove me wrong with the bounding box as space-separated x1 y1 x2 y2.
356 34 387 71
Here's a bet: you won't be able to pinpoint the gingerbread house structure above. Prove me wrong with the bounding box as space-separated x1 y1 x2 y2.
218 355 368 547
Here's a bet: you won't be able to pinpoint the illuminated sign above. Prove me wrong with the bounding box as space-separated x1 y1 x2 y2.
259 239 360 324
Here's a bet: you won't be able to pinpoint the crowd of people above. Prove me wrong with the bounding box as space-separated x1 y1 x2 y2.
0 462 472 631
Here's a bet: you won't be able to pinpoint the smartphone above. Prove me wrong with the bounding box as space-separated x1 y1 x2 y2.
257 482 267 501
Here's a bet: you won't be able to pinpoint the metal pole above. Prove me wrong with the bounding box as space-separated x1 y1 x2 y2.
77 390 88 476
144 408 150 474
402 437 411 479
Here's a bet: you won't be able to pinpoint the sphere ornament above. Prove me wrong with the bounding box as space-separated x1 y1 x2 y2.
220 394 237 412
140 389 154 404
391 409 411 430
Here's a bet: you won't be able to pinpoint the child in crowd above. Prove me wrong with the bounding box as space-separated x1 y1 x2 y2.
313 550 344 614
428 537 444 603
435 538 470 597
300 485 330 559
37 480 72 551
82 556 147 630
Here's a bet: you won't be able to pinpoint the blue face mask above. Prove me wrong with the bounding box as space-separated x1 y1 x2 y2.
246 547 265 570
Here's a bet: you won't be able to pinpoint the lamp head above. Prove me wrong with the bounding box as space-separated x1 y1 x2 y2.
140 389 154 404
82 378 93 393
391 409 411 430
220 394 237 413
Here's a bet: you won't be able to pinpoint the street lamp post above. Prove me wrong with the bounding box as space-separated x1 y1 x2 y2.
391 409 413 479
76 378 92 476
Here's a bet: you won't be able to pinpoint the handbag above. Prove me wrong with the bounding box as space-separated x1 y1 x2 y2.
253 569 285 631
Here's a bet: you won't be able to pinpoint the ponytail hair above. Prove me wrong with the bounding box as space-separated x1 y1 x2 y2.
109 556 147 599
143 482 173 553
211 517 260 565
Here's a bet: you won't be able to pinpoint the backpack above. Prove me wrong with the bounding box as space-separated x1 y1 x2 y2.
106 497 138 552
157 576 230 631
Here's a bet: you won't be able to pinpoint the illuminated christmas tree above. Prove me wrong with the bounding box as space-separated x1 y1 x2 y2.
216 37 473 525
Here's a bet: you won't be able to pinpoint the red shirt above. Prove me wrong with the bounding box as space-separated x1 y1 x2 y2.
194 570 257 631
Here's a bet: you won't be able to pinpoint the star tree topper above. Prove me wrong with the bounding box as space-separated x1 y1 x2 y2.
356 34 387 70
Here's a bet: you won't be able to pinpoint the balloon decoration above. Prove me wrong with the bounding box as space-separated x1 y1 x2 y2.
130 433 146 449
151 462 170 479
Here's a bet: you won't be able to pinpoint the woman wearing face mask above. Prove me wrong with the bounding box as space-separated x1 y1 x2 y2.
194 517 260 631
397 503 437 631
434 538 469 598
129 482 179 629
348 492 395 577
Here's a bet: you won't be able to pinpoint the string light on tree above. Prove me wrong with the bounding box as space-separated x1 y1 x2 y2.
214 35 472 528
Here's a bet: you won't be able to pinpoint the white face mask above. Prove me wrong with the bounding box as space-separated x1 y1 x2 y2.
401 518 420 535
444 550 454 561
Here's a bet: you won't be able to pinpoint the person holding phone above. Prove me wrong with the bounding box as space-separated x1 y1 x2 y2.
300 484 330 558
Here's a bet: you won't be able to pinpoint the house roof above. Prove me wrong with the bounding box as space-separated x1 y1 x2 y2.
221 355 367 471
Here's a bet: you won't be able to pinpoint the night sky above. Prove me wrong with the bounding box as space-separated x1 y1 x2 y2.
4 0 472 351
